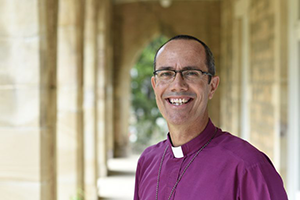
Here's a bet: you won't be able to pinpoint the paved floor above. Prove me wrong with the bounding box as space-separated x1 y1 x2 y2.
98 155 139 200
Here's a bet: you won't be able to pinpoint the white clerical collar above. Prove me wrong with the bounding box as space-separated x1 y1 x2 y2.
171 145 184 158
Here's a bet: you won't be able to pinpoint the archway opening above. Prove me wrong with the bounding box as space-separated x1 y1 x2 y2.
129 36 168 154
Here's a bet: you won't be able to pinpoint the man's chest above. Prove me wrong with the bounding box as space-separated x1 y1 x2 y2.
138 155 239 200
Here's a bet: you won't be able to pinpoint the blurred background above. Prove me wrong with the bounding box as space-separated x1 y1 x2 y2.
0 0 299 199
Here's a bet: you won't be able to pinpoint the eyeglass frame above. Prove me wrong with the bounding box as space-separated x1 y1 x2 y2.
153 68 213 84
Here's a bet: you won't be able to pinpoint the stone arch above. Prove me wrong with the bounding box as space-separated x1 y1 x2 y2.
113 31 164 157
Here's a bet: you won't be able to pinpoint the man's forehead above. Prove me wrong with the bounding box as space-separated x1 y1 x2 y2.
158 39 204 55
156 45 166 60
156 39 205 61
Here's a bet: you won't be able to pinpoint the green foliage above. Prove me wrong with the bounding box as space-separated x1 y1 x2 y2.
130 36 168 153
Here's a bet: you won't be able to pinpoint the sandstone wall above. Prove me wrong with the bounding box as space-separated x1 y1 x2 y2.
0 0 109 199
0 0 58 199
220 0 288 182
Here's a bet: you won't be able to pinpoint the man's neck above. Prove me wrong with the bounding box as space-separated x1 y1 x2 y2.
168 117 209 147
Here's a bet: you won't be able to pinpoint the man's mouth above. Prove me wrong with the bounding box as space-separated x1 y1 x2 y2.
167 98 192 106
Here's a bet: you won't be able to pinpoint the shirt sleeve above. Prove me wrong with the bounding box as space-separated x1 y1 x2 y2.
238 162 288 200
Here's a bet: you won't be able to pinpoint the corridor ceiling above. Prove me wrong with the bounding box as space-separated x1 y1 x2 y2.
114 0 222 4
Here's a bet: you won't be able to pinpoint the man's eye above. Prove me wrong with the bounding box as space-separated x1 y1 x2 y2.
184 71 200 77
159 71 173 77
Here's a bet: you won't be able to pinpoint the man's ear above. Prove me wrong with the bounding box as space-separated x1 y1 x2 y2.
151 76 156 90
208 76 219 99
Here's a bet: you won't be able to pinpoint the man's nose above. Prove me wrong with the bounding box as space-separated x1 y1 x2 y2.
170 72 188 91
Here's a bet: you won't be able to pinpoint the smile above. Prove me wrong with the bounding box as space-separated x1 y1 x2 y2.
168 98 192 106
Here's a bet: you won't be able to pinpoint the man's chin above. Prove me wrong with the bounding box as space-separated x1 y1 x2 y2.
165 116 191 126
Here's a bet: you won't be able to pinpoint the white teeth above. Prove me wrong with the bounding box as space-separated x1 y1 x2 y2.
169 98 189 105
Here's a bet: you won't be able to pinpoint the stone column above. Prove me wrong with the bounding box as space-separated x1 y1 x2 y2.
274 0 288 182
113 67 131 158
39 0 59 199
57 0 85 199
83 0 98 199
103 0 114 164
97 0 113 176
0 0 58 199
112 5 131 158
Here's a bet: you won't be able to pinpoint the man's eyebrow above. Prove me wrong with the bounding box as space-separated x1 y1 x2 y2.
182 66 199 70
156 66 174 70
156 66 199 70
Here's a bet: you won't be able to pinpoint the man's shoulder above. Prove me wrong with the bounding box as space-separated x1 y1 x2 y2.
138 139 167 164
212 131 272 168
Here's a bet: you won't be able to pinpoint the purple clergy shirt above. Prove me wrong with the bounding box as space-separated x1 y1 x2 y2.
134 119 288 200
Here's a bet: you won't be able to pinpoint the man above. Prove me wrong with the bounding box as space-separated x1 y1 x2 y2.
134 35 288 200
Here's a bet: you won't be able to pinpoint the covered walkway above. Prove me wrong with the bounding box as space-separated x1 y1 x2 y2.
98 156 139 200
0 0 300 200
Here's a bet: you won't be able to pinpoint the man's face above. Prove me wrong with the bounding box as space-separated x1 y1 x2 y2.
151 39 219 127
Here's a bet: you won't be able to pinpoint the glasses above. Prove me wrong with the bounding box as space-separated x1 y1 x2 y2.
153 68 213 83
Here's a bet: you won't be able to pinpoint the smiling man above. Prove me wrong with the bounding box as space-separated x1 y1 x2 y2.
133 35 288 200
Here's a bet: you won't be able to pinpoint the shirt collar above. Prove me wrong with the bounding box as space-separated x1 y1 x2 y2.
167 119 216 158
